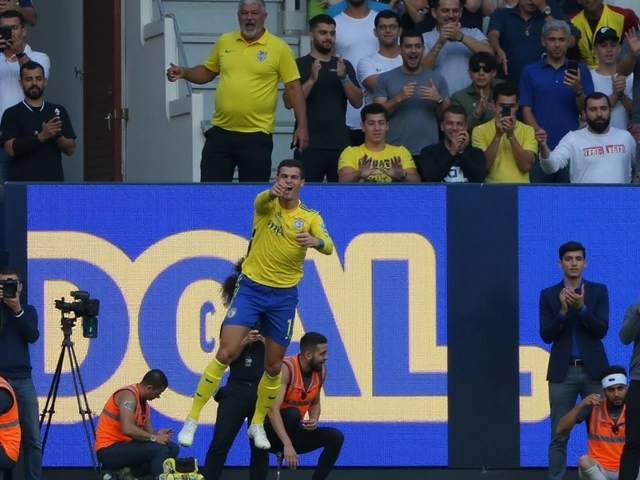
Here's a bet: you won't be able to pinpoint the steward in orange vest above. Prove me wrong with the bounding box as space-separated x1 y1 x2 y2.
249 332 344 480
94 369 180 479
556 366 629 478
0 376 21 469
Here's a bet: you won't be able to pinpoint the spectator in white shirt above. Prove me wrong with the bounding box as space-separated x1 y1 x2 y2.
538 92 637 183
590 27 633 131
334 0 379 145
0 9 49 185
357 10 403 108
421 0 494 94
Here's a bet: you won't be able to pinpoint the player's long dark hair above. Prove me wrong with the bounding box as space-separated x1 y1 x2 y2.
221 257 244 308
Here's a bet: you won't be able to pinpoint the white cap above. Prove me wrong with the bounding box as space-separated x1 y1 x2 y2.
602 373 627 389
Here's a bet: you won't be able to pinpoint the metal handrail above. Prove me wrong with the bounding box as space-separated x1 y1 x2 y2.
157 0 193 96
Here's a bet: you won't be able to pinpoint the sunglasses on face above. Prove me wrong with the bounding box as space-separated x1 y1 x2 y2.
470 65 493 73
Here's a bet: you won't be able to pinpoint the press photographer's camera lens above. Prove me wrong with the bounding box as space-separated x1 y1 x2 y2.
0 279 19 298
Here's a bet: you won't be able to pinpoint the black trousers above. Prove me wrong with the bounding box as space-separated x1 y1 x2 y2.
619 379 640 479
349 129 364 147
250 408 344 480
204 380 262 480
97 441 180 478
293 148 341 183
201 127 273 182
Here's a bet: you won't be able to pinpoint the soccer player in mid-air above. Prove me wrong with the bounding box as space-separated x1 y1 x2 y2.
178 159 334 450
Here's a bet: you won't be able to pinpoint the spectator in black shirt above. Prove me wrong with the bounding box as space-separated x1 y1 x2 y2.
417 104 486 182
283 14 362 182
0 60 75 181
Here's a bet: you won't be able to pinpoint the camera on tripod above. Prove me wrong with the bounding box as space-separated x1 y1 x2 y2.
54 290 100 339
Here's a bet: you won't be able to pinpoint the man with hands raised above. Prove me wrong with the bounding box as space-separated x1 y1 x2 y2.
373 30 450 160
283 14 362 183
338 103 421 182
417 104 486 182
556 367 630 480
539 241 610 480
178 159 334 452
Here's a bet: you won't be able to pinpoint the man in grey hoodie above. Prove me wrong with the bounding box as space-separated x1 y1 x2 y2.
618 302 640 480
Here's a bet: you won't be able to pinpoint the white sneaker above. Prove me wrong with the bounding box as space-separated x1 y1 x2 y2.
248 423 271 450
178 417 198 447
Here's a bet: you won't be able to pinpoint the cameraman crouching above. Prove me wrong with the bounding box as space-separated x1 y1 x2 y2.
0 266 41 480
94 369 179 479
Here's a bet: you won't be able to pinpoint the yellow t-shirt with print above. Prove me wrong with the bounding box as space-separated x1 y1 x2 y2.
338 144 416 183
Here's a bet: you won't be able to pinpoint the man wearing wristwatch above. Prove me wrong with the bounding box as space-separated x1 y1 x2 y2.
421 0 494 94
0 9 48 186
0 266 41 480
283 14 362 183
519 19 594 183
95 369 180 480
373 30 450 162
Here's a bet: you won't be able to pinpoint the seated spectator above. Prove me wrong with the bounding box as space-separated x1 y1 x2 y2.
249 333 344 480
0 0 36 27
590 27 633 132
487 0 580 86
417 104 486 182
421 0 494 94
471 82 536 183
0 377 20 474
519 19 594 183
357 10 403 108
570 0 638 69
373 30 449 159
0 61 75 181
451 52 504 132
538 92 636 183
555 366 630 480
0 9 49 185
95 370 180 480
338 103 421 182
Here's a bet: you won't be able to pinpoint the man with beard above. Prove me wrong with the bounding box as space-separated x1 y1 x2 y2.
373 30 449 159
539 92 636 183
520 19 594 183
0 61 75 181
283 14 362 183
166 0 308 182
421 0 494 95
357 11 403 109
539 240 610 480
556 366 630 480
249 332 344 480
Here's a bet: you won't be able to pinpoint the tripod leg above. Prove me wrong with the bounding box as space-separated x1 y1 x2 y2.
39 343 67 457
67 343 100 480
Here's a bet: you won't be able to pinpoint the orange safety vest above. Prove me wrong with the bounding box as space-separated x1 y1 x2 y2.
94 384 149 452
587 402 626 471
0 377 21 462
281 355 325 418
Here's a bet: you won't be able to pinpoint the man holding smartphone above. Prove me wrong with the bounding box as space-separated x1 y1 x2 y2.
539 241 610 480
0 61 75 181
519 20 594 183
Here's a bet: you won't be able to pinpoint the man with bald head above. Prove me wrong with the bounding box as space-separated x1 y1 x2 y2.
166 0 308 182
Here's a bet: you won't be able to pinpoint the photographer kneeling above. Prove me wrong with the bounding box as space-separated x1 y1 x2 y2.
94 369 179 480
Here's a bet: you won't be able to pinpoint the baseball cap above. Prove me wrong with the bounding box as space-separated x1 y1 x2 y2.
594 26 620 45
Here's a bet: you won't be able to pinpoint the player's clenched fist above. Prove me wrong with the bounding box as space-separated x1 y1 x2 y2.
270 181 287 198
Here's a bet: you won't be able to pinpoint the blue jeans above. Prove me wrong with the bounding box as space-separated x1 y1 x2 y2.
5 378 42 480
97 441 180 477
548 365 601 480
0 148 9 187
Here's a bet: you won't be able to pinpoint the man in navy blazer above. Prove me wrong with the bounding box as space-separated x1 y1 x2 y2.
539 241 609 480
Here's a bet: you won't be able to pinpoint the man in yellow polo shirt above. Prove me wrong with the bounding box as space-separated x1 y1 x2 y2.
166 0 308 182
472 82 536 183
338 103 421 183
